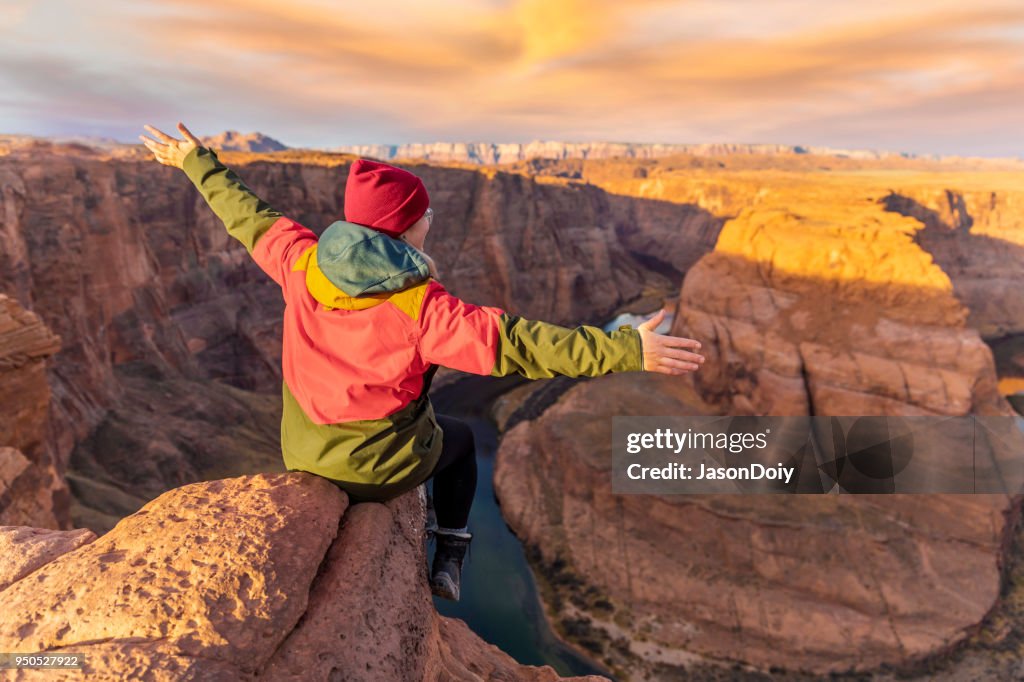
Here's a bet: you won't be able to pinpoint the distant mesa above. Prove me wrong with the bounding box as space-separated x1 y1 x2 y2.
199 130 289 152
333 140 926 165
1 133 1019 168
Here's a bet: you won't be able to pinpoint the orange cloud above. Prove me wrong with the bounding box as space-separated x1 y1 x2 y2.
1 0 1021 154
0 0 32 30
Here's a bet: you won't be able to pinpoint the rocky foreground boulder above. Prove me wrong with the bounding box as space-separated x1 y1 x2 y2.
0 473 602 681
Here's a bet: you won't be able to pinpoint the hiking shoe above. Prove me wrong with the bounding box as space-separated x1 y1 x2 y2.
430 531 472 601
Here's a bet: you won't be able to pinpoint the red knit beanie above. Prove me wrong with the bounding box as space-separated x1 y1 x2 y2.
343 159 430 238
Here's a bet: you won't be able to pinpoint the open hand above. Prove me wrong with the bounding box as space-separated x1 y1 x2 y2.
636 308 704 375
139 122 203 169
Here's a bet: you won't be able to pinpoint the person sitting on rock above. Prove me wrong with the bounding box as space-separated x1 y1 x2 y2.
138 122 705 602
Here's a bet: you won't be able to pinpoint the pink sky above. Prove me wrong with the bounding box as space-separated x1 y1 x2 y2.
2 0 1023 156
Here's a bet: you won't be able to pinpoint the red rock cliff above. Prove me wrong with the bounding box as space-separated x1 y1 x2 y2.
0 294 65 528
493 162 1024 678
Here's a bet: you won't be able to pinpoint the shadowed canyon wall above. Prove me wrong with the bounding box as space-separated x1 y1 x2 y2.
0 140 719 532
0 294 66 527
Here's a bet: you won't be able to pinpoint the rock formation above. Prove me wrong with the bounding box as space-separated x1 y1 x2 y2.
199 131 289 153
880 187 1024 338
0 525 96 593
333 140 1024 167
494 374 1019 677
493 164 1024 677
669 174 1019 418
0 294 66 528
0 473 602 681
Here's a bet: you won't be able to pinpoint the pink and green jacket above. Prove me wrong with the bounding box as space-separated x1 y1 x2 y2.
182 147 644 501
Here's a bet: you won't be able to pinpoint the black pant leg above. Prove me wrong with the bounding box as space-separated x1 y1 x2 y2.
429 414 478 530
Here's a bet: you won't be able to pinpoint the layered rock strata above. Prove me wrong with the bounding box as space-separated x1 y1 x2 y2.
495 168 1024 677
0 294 66 528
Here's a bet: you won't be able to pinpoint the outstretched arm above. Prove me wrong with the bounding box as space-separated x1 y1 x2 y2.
415 280 704 378
488 314 645 378
139 122 316 291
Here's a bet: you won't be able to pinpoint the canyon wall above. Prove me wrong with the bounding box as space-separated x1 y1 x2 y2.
667 174 1020 418
494 165 1024 677
0 140 718 531
0 295 66 528
495 376 1019 678
881 187 1024 338
331 140 1024 167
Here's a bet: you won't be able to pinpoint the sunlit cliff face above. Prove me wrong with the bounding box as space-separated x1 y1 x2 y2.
563 155 1024 414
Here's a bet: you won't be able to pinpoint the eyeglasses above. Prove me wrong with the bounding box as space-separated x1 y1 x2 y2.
424 207 433 226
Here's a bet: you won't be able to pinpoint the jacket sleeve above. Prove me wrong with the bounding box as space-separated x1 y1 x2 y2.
415 280 644 378
181 146 316 293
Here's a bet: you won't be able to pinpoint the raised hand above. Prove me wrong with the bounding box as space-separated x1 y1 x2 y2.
139 122 203 169
636 308 705 375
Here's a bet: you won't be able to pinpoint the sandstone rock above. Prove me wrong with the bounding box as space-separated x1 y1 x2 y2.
332 141 1024 168
261 485 595 682
432 616 600 682
670 178 1018 417
0 525 95 592
0 446 30 490
0 473 597 681
493 165 1024 677
0 295 67 528
199 131 288 153
881 187 1024 337
494 375 1016 676
0 473 347 674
